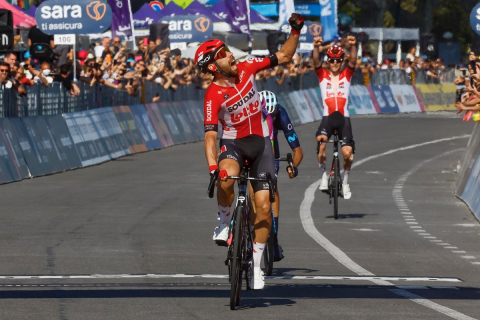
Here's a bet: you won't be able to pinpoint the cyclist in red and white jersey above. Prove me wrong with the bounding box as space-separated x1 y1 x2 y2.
313 35 357 199
197 13 304 290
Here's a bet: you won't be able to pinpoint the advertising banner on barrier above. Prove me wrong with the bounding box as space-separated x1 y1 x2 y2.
64 113 108 167
21 117 69 175
9 118 51 176
104 108 131 156
302 89 322 120
182 101 205 141
415 84 456 111
389 85 422 113
154 102 187 145
84 109 130 159
349 86 378 114
461 153 480 220
368 86 400 113
112 106 148 154
128 105 163 151
288 91 316 124
44 115 83 170
171 102 198 143
277 93 302 126
0 118 30 180
145 103 175 148
0 120 25 184
456 124 480 197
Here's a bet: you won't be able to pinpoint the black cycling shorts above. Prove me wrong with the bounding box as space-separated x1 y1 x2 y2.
218 135 277 193
316 112 355 149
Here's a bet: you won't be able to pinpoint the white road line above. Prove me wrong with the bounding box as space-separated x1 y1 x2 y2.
0 274 462 282
389 289 476 320
352 135 469 168
300 139 474 320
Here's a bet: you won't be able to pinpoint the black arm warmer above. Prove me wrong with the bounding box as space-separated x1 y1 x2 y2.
269 54 279 68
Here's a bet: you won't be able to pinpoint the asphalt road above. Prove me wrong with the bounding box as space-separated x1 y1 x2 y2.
0 113 479 320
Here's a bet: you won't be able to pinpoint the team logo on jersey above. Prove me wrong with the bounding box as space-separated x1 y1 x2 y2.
224 94 229 100
239 71 246 82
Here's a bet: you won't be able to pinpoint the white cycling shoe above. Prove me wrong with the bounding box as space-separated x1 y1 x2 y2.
251 267 265 290
212 223 229 246
343 184 352 200
319 174 329 191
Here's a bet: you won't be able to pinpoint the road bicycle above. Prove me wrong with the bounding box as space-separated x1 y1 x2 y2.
262 153 294 276
322 130 343 219
208 162 275 310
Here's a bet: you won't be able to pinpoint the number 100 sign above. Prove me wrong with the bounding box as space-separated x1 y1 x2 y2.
54 34 76 45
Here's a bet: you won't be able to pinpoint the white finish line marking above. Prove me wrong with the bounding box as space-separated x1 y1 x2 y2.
301 137 475 320
0 274 462 282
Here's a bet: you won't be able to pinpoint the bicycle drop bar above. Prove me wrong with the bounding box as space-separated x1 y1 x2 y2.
276 153 294 173
207 170 275 203
226 173 275 203
207 169 219 198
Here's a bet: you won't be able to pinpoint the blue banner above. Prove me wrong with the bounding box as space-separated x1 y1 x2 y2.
319 0 338 42
370 86 400 113
160 15 213 43
470 3 480 36
36 0 113 35
251 3 321 17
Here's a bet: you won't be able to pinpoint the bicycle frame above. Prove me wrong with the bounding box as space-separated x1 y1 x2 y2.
207 163 275 310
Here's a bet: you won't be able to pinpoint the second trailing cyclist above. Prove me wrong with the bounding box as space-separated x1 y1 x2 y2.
259 90 303 261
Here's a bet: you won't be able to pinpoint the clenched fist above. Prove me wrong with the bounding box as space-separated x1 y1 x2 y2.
313 36 323 48
346 35 357 45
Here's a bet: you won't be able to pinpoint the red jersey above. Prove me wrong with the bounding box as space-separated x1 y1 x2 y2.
204 57 273 140
316 66 355 117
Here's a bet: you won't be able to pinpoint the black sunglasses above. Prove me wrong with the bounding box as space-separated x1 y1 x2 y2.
328 58 343 64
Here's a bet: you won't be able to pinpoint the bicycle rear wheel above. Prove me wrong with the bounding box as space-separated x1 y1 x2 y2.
230 205 244 310
263 225 274 276
333 157 339 220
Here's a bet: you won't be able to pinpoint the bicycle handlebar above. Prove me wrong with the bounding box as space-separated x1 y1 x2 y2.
208 169 219 198
207 170 275 203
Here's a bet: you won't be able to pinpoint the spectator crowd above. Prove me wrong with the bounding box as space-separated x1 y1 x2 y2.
0 29 459 104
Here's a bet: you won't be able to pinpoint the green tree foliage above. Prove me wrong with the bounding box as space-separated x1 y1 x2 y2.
432 0 473 53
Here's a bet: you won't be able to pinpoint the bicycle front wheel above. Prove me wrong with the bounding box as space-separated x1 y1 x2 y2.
230 205 244 310
333 157 339 220
263 225 274 276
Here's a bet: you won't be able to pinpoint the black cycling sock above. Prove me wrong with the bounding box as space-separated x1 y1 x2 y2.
273 217 279 245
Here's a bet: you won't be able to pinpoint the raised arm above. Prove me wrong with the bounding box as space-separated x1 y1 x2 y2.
312 36 323 69
346 35 357 69
275 14 304 65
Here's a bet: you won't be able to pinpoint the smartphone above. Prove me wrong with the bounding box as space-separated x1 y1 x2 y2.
106 54 111 64
121 37 125 42
143 37 148 46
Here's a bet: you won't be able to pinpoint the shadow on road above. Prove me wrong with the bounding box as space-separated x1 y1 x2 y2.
269 267 320 275
325 213 376 219
0 284 477 304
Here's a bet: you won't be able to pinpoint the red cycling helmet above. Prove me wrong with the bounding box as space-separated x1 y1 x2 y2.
326 45 345 59
195 39 226 73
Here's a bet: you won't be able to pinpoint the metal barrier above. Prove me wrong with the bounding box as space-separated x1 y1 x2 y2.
0 68 456 117
0 82 141 118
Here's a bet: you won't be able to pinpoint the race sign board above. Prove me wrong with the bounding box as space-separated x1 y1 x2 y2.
36 0 113 35
470 3 480 35
159 15 213 43
280 21 322 51
54 34 76 45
